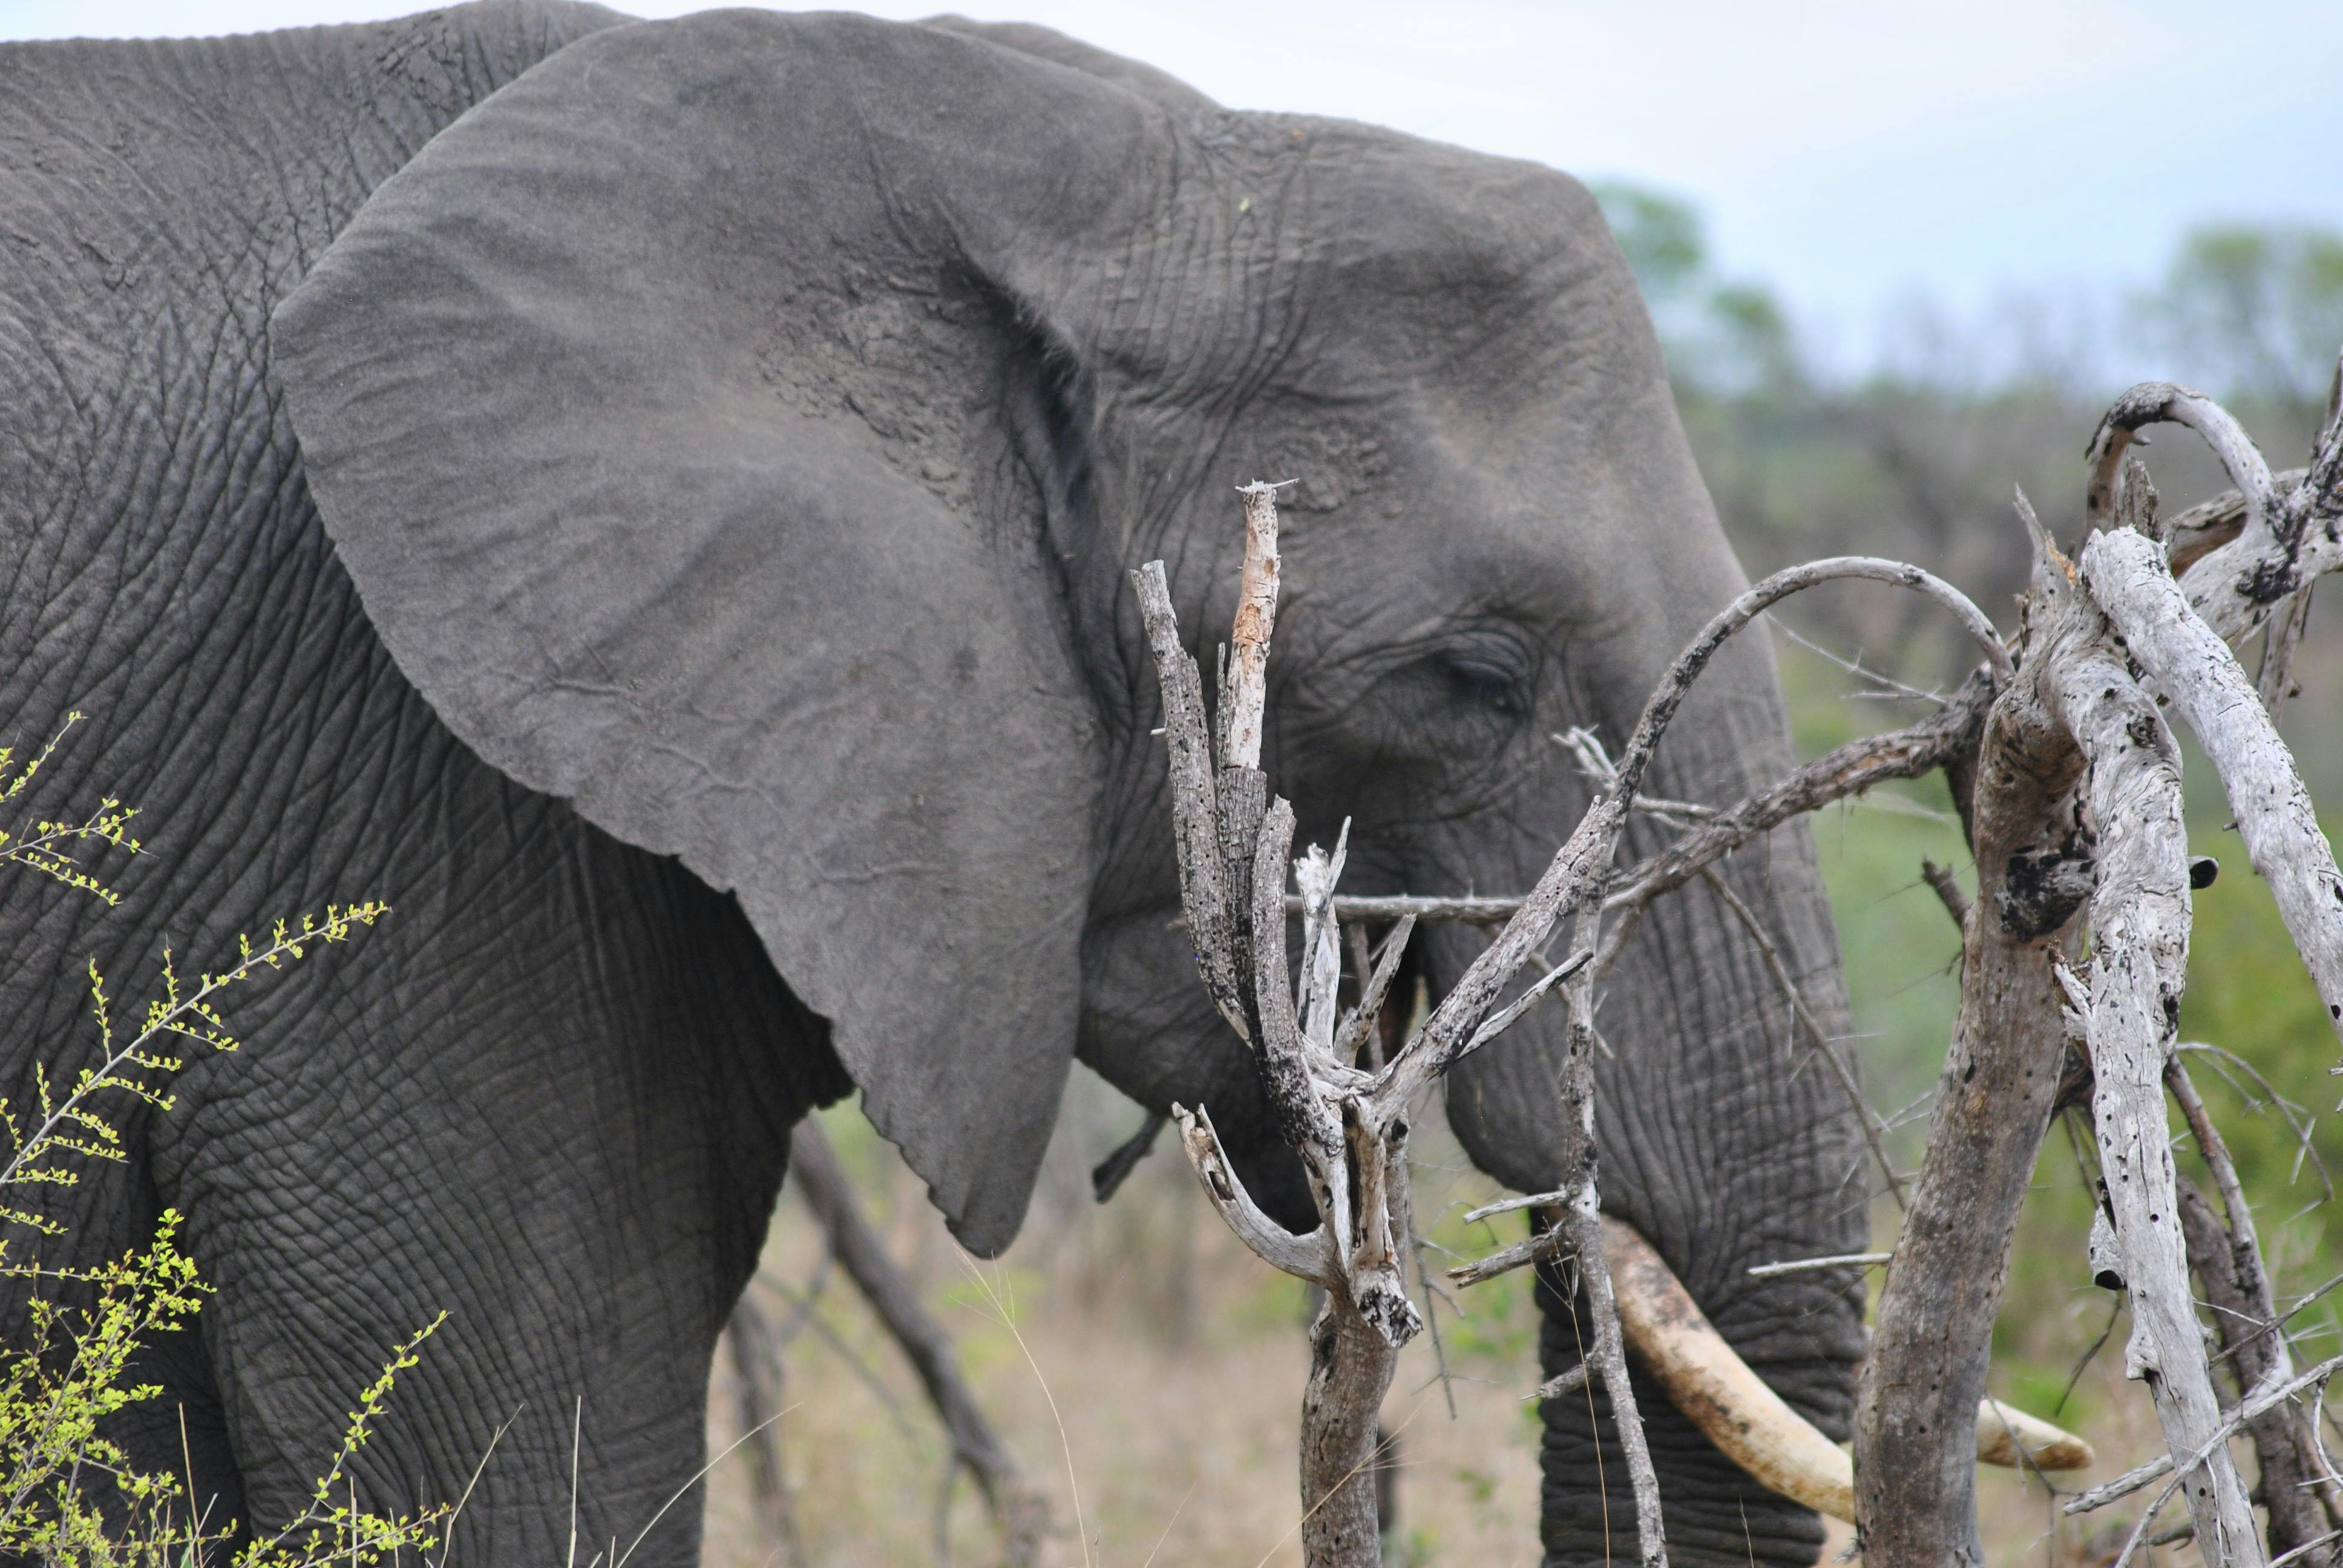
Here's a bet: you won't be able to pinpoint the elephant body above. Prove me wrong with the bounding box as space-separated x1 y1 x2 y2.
0 7 1865 1564
0 4 855 1553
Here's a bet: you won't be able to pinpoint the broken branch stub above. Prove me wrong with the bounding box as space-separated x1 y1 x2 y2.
1130 561 1247 1039
1133 483 1436 1567
1222 479 1285 772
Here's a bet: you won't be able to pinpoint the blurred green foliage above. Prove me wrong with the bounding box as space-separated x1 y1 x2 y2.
2151 224 2343 408
1779 641 2343 1429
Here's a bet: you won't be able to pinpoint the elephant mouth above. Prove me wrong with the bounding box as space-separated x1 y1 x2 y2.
1596 1215 2092 1522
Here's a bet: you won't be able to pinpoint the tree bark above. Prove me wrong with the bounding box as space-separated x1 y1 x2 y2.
1855 555 2088 1568
1299 1290 1401 1564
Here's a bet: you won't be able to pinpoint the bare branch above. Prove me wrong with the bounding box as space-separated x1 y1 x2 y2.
1251 797 1354 1249
2259 581 2315 719
1169 1102 1331 1283
1129 561 1247 1038
1601 663 1996 923
1292 893 1515 925
1222 481 1286 771
1089 1112 1167 1203
1562 1204 1668 1568
2169 1056 2343 1553
1453 947 1590 1065
1746 1252 1893 1279
788 1122 1047 1561
2045 623 2263 1564
723 1297 804 1568
1294 825 1352 1059
2082 524 2343 1052
1699 864 1906 1205
1331 915 1417 1064
1920 858 1971 930
2167 468 2310 577
1856 522 2094 1568
2065 1354 2343 1517
1290 638 1999 949
2088 382 2279 544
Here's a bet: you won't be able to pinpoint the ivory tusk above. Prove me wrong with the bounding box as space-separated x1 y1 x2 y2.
1974 1399 2094 1472
1594 1216 2094 1524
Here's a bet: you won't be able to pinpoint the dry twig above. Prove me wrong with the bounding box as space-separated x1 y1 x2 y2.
787 1122 1049 1566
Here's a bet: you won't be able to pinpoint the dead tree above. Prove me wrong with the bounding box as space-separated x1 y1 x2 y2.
1141 349 2343 1568
1134 489 2033 1567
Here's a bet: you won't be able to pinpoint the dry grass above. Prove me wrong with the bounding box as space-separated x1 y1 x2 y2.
697 1085 2276 1568
700 1077 1545 1567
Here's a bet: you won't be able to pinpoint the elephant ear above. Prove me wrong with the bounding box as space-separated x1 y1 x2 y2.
270 11 1168 1253
919 16 1222 116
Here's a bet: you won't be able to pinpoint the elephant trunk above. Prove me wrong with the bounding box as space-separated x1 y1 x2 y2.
1431 673 1870 1566
1594 1217 2089 1525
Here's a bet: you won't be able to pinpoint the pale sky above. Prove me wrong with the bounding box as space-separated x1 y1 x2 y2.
7 0 2339 379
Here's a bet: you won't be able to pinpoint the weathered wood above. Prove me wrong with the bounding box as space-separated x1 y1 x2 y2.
1222 480 1285 771
2176 1175 2338 1561
1856 533 2091 1568
2166 468 2311 576
1602 662 1997 918
2046 620 2262 1567
1298 1288 1401 1566
1855 915 2072 1567
2169 1054 2343 1557
1562 1200 1668 1568
2083 377 2343 646
1170 1102 1331 1281
1137 520 2068 1568
1130 561 1247 1038
1250 795 1350 1233
2082 524 2343 1053
1330 915 1416 1065
1219 764 1268 1011
1288 892 1518 925
2087 384 2279 549
2066 1352 2343 1517
1285 663 1998 937
1365 794 1626 1119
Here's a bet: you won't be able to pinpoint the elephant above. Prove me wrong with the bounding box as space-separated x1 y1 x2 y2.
0 5 1870 1564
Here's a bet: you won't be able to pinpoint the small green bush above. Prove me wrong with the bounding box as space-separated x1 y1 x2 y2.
0 714 445 1566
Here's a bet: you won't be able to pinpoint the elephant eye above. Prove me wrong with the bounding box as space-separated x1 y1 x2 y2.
1441 654 1532 720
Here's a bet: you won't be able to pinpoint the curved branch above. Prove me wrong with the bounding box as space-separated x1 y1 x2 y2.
1603 663 1996 918
2088 382 2278 544
1367 558 2005 1121
1170 1102 1332 1284
1608 558 2008 814
2168 468 2310 577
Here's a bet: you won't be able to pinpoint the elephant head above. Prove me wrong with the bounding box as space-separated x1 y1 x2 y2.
272 12 1865 1564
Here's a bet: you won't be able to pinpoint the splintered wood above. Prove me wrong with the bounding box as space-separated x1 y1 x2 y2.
1123 351 2343 1568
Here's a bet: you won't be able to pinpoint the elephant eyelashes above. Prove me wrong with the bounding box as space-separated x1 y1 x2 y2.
1439 653 1534 721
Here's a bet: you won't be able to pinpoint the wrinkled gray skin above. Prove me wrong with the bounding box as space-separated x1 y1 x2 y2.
0 7 1866 1564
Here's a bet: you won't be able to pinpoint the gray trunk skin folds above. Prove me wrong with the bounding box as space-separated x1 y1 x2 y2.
0 8 848 1563
1441 610 1869 1568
